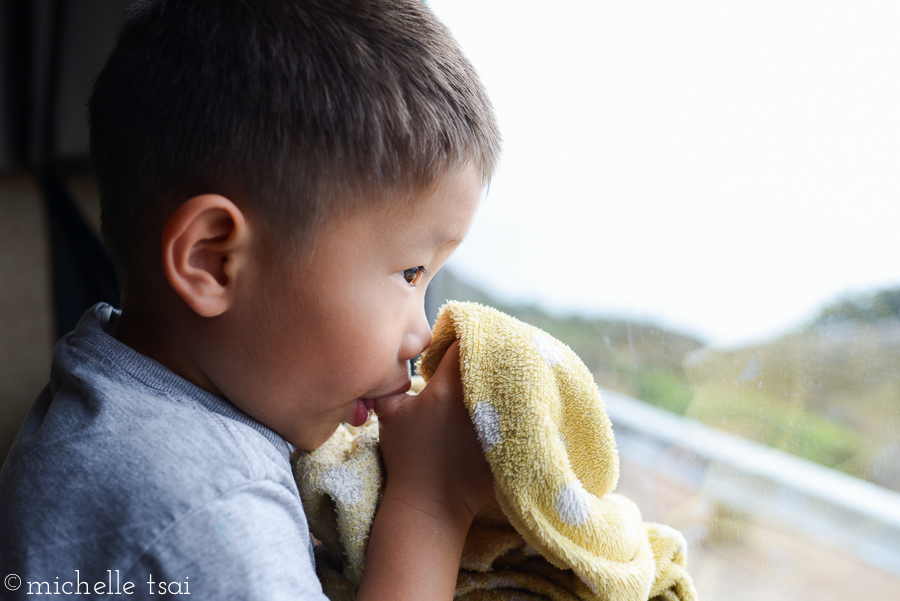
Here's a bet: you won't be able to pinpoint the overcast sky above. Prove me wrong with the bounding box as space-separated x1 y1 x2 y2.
429 0 900 348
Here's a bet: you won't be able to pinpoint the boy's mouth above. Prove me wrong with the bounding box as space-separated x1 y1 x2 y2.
348 398 376 427
348 382 412 427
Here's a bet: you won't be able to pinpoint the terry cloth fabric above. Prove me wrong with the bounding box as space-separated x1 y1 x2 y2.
292 301 697 601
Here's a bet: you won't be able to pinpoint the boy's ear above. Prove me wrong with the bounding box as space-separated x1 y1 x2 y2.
161 194 249 317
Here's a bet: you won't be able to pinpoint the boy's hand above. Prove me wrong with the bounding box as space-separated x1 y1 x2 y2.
375 341 494 522
358 342 493 600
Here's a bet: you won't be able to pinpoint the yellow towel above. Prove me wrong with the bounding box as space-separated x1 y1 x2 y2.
292 301 697 601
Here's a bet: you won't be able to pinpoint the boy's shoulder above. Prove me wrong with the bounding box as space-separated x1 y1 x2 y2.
0 304 324 599
15 303 291 489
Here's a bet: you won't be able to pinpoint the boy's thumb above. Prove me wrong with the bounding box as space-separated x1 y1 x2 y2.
373 389 409 421
422 340 463 397
376 341 463 420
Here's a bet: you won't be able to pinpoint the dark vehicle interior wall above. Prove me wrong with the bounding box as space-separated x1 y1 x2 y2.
1 0 127 462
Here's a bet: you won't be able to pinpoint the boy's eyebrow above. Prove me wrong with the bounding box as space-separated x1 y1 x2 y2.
424 234 465 253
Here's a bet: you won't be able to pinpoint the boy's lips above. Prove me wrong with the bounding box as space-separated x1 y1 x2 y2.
347 399 372 427
369 381 413 400
347 381 412 427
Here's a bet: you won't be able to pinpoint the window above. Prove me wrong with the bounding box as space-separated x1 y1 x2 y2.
427 1 900 597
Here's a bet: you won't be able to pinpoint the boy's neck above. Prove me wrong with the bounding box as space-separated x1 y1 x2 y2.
115 292 224 400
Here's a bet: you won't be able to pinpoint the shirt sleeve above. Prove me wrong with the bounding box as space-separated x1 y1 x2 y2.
120 479 329 601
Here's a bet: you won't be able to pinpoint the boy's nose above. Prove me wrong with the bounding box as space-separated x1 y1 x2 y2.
400 307 433 361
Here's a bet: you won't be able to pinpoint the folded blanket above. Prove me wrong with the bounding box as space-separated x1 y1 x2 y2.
292 301 697 601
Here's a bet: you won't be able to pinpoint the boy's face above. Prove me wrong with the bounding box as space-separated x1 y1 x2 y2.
219 164 483 451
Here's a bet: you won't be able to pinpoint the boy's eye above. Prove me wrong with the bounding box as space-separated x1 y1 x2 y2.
402 266 426 286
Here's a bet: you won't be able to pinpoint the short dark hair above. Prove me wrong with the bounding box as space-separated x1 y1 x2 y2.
89 0 500 281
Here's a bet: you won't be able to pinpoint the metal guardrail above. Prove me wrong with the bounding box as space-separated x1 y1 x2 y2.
601 388 900 577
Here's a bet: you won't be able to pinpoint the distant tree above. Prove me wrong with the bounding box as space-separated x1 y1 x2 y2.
814 287 900 325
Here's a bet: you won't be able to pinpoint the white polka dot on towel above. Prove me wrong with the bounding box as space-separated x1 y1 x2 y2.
471 401 501 452
321 464 362 506
533 332 565 366
556 480 592 526
656 524 688 555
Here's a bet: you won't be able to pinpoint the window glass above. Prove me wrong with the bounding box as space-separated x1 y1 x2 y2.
426 1 900 597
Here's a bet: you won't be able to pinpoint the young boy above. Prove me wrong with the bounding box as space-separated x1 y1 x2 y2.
0 0 501 598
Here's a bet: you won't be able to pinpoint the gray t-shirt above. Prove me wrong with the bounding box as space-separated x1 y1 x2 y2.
0 303 327 600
